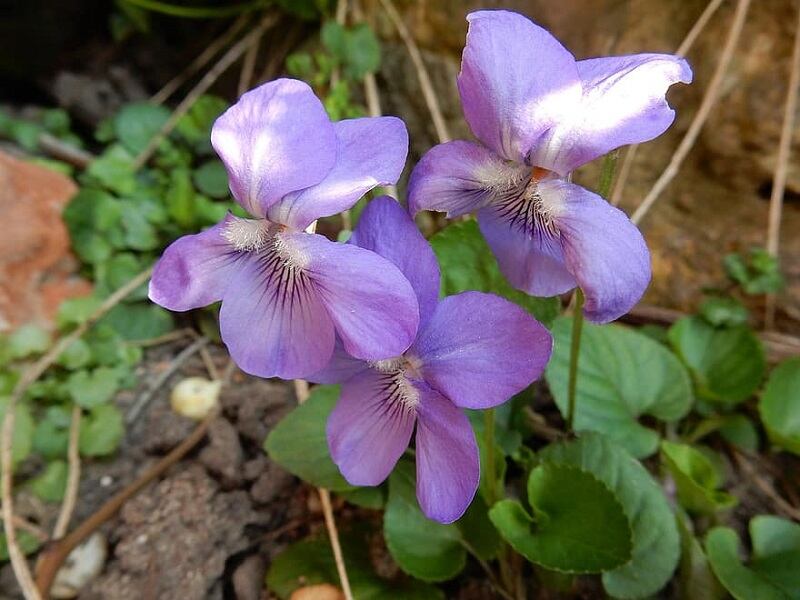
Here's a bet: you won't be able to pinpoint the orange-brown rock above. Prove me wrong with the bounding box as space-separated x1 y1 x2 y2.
0 151 91 331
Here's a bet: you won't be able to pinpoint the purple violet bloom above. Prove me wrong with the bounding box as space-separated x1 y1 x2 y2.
408 10 692 323
311 196 553 523
149 79 419 379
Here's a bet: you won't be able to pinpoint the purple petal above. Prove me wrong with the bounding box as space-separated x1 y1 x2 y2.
268 117 408 229
327 369 416 486
407 140 509 218
218 245 335 379
530 54 692 174
350 196 440 327
288 233 420 361
149 214 243 311
411 292 552 410
547 179 651 323
477 204 576 297
415 382 479 523
306 337 367 384
211 79 337 217
458 10 581 163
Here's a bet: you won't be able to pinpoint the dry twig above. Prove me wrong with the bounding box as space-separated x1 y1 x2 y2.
732 449 800 521
37 134 95 169
52 406 81 540
630 0 751 225
133 14 278 170
237 32 262 96
764 3 800 329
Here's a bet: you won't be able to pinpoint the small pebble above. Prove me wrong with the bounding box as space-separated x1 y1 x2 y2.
171 377 221 420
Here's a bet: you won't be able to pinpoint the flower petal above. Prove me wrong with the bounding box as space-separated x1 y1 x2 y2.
411 291 552 409
350 196 440 327
285 233 419 361
218 248 335 379
415 382 479 523
327 369 416 486
545 179 651 323
458 10 581 163
149 214 244 311
211 78 337 217
267 117 408 229
407 140 514 218
477 204 576 297
306 337 367 384
530 54 692 174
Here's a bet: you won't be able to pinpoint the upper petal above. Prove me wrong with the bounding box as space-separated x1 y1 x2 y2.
285 233 420 361
411 292 552 410
211 78 337 217
458 10 581 163
218 247 335 379
268 117 409 229
530 54 692 174
149 213 244 311
327 369 417 486
544 179 651 323
415 382 479 523
407 140 512 218
350 196 440 327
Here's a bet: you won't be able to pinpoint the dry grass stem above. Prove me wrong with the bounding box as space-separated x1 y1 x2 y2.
52 406 81 540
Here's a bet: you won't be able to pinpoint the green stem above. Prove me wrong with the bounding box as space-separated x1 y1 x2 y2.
566 289 585 432
484 408 497 504
597 149 620 199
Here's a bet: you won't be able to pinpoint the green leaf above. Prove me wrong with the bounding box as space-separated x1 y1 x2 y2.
175 95 227 147
457 494 501 561
705 527 788 600
9 119 43 151
101 303 174 341
96 253 148 300
8 324 50 359
119 200 160 250
266 531 444 600
719 414 760 452
63 188 123 264
0 530 41 561
28 460 68 502
724 249 785 295
32 406 71 459
546 318 693 457
79 404 124 457
676 510 727 600
759 357 800 454
165 168 196 228
85 144 138 196
660 441 736 514
339 485 386 509
66 367 119 409
321 21 347 61
192 160 229 198
113 102 169 154
0 398 34 467
57 296 103 331
669 316 765 406
430 220 560 326
700 297 750 327
490 464 632 573
384 460 466 582
264 385 353 491
57 338 92 370
750 516 800 598
540 433 681 598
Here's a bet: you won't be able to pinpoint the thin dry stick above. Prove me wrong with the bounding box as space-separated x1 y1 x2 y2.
732 450 800 521
294 379 354 600
630 0 751 225
611 0 725 206
151 15 250 105
134 14 278 170
378 0 450 143
37 134 95 169
238 32 262 96
764 4 800 329
52 406 81 540
1 266 152 600
0 511 49 543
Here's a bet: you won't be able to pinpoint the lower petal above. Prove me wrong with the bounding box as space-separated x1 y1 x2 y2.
327 369 417 486
218 251 335 379
149 214 244 311
287 233 419 361
306 337 367 385
548 179 651 323
415 383 479 523
477 205 576 297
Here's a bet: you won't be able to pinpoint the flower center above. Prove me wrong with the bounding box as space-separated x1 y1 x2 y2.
222 216 274 252
369 355 423 411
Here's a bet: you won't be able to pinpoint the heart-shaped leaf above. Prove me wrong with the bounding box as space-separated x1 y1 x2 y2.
759 357 800 455
661 441 737 514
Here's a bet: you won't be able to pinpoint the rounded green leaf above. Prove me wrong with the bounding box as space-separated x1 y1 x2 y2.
28 460 68 502
540 433 681 598
264 385 353 492
113 102 170 154
192 160 229 198
57 338 92 370
79 404 124 457
66 367 119 409
489 464 632 573
384 460 466 582
546 318 693 458
0 398 34 467
749 516 800 597
8 324 50 359
660 441 737 514
101 303 174 341
429 220 560 326
669 316 765 405
759 357 800 455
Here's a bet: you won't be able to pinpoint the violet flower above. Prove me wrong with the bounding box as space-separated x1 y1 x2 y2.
311 196 552 523
149 79 419 379
408 10 692 323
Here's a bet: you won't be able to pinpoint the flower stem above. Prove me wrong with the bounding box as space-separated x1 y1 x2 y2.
598 149 620 199
566 289 585 432
483 408 497 504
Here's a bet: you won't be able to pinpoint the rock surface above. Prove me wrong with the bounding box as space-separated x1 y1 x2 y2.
0 151 90 331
